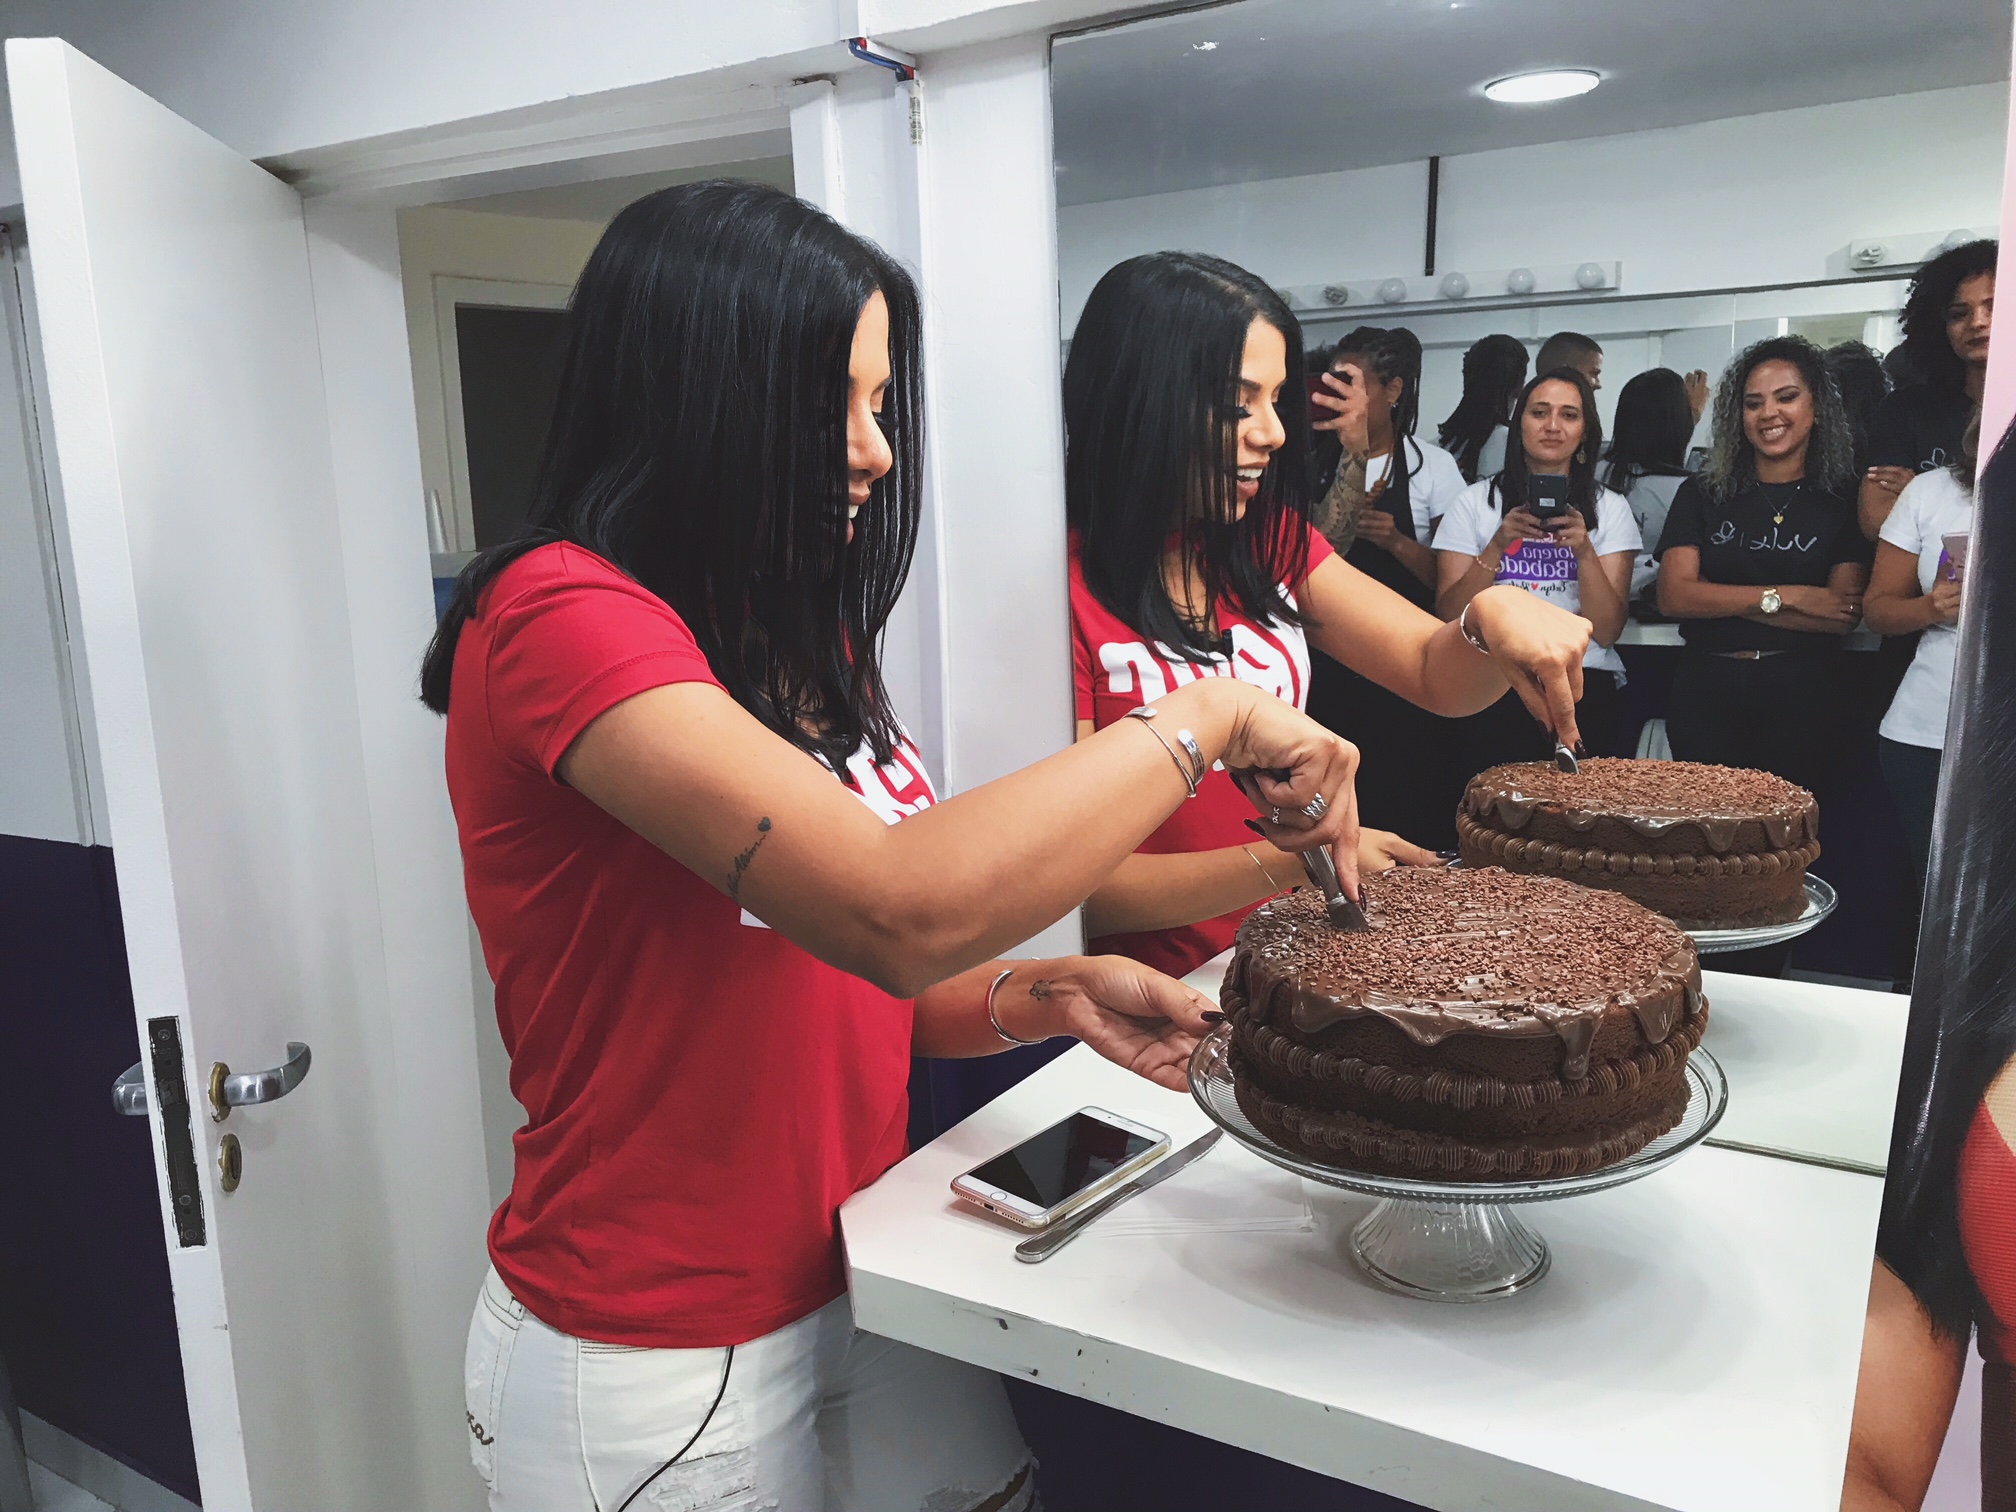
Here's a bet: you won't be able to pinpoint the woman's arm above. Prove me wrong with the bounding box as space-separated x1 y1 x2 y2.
1657 547 1864 634
1067 714 1440 935
559 675 1358 999
1866 541 1961 634
1354 508 1438 588
912 956 1216 1091
1840 1260 1966 1512
1860 468 1915 541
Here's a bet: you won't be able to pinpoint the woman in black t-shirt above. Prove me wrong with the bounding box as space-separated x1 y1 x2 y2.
1655 336 1871 797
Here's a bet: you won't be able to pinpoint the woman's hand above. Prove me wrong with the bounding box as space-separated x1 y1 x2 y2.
1781 583 1864 624
1929 575 1963 625
1466 584 1592 750
1310 369 1371 453
1355 506 1402 552
1358 828 1441 873
1492 507 1553 553
994 957 1216 1092
1550 508 1592 557
1215 683 1362 895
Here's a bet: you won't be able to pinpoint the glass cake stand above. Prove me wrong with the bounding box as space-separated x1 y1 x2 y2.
1188 1024 1728 1303
1685 874 1835 954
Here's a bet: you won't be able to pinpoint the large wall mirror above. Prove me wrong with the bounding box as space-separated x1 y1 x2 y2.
1052 0 2007 1004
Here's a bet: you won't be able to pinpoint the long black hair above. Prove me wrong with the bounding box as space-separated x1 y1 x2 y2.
1826 340 1891 474
418 180 923 770
1898 238 1998 398
1439 333 1530 482
1703 335 1855 504
1602 367 1694 494
1491 368 1606 524
1064 253 1313 660
1878 416 2016 1339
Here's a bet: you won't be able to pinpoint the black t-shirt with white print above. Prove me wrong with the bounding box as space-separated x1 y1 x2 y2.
1655 477 1872 652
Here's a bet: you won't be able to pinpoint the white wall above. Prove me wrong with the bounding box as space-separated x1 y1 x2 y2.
1058 82 2010 332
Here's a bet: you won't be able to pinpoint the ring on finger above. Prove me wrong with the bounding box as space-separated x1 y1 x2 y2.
1270 805 1284 826
1301 793 1328 821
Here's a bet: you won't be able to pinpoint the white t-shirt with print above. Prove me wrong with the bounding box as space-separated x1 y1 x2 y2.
1435 478 1642 677
1878 468 1973 750
1364 438 1469 542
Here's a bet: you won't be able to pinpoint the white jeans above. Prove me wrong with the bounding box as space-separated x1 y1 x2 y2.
465 1268 1036 1511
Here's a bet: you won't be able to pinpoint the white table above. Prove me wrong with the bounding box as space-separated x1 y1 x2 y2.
843 1047 1879 1512
1696 970 1905 1174
843 958 1902 1510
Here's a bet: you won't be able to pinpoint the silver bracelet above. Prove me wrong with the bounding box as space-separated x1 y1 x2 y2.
1458 599 1491 657
986 967 1048 1047
1125 705 1205 798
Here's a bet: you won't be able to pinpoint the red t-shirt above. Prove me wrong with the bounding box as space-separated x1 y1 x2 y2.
447 543 933 1348
1070 525 1334 977
1961 1098 2016 1364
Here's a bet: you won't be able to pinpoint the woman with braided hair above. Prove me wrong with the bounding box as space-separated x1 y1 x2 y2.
1304 326 1473 846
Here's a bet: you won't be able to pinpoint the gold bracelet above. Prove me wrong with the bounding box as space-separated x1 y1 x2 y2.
1245 845 1284 893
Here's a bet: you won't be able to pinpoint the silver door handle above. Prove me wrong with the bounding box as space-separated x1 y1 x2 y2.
112 1061 148 1116
208 1042 312 1122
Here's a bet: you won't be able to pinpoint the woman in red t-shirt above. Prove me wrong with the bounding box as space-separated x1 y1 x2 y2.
426 185 1366 1512
1066 253 1598 979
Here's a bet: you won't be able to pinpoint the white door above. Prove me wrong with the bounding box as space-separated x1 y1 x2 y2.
9 39 488 1512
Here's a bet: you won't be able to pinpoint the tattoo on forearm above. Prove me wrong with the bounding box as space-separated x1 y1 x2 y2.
1029 979 1054 1001
727 818 773 902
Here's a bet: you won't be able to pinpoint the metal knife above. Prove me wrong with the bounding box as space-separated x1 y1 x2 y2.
1014 1128 1223 1263
1553 739 1580 775
1232 773 1370 932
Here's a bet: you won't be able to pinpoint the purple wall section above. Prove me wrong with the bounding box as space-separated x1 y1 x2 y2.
0 834 199 1502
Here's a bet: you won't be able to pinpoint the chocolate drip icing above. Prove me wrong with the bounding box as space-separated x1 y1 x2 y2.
1235 872 1700 1080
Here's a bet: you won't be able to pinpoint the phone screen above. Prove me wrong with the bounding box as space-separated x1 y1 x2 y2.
966 1112 1157 1211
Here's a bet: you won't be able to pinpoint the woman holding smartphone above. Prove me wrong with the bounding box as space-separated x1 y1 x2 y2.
432 184 1366 1512
1067 253 1595 979
1434 369 1641 769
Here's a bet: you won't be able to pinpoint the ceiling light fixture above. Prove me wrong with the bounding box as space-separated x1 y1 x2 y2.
1192 41 1218 51
1483 68 1600 105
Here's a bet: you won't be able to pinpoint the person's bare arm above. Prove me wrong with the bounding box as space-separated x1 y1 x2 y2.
1840 1260 1966 1512
1354 508 1438 588
559 675 1358 998
911 956 1217 1089
1861 468 1915 541
1305 554 1589 746
1866 541 1961 634
1658 547 1864 634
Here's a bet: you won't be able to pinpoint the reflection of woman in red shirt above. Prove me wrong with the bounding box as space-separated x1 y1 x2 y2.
1842 426 2015 1512
1064 252 1599 978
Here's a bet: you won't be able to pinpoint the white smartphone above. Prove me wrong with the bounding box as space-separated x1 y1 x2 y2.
951 1107 1170 1230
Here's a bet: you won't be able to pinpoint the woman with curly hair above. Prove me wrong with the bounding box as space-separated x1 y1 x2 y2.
1654 335 1872 795
1860 239 1995 540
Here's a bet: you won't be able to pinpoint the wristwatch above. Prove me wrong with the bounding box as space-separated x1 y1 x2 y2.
1759 587 1782 615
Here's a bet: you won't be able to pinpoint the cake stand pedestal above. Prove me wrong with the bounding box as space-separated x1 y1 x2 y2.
1188 1025 1728 1302
1686 874 1836 954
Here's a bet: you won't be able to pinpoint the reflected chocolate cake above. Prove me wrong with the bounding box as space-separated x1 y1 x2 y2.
1456 758 1818 929
1224 868 1706 1180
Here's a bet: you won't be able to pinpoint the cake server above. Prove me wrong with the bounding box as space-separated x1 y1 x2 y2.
1014 1128 1223 1263
1230 772 1371 931
1553 739 1580 775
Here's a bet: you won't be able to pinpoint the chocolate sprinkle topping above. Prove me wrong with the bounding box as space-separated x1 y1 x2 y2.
1234 869 1700 1080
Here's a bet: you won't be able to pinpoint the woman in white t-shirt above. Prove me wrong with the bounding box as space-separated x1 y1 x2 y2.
1436 368 1642 767
1865 411 1979 885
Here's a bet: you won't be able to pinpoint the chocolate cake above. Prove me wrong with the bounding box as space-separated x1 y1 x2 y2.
1224 868 1706 1180
1456 758 1818 929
